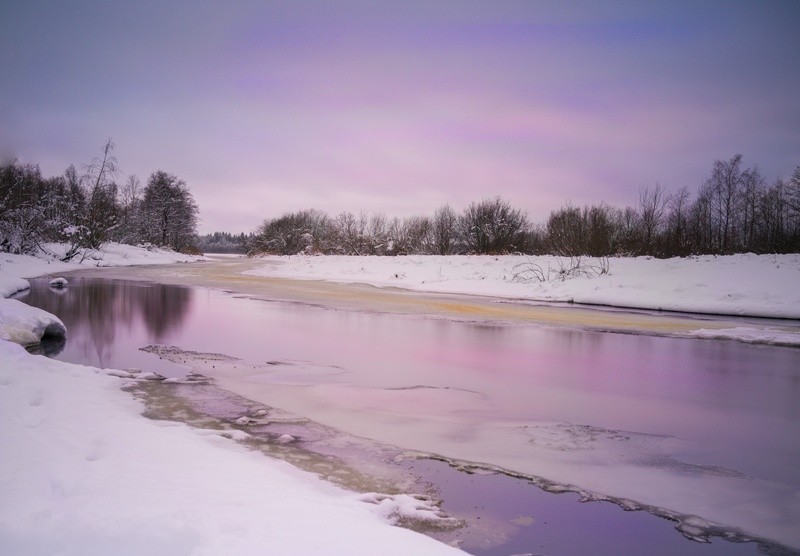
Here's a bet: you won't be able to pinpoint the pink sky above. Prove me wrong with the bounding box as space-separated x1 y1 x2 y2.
1 1 798 233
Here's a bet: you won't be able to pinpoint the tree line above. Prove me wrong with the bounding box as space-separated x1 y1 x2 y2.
4 148 798 258
196 231 253 254
0 140 199 259
251 155 800 257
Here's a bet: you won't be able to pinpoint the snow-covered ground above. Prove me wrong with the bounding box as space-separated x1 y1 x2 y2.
0 244 463 555
247 254 800 318
246 253 800 345
0 242 203 297
3 245 800 553
0 341 463 555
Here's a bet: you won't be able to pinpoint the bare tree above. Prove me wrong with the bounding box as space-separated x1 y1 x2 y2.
115 174 142 243
388 215 431 255
704 154 744 253
430 204 458 255
787 166 800 244
458 197 528 254
637 183 669 254
81 139 121 249
255 209 330 255
665 186 691 256
367 212 388 254
546 204 584 256
739 166 764 250
585 204 617 256
334 211 369 255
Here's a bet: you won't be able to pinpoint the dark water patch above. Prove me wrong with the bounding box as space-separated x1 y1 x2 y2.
403 458 785 556
16 277 195 374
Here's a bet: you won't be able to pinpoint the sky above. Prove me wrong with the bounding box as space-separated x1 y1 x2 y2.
1 1 799 234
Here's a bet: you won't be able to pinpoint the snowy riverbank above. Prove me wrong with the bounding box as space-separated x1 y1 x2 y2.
0 242 204 298
247 253 800 319
0 342 464 555
0 245 463 555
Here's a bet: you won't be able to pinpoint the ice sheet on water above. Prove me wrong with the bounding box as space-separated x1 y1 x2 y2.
142 345 800 551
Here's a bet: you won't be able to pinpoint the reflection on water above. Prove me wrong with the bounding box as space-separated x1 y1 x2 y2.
19 278 193 369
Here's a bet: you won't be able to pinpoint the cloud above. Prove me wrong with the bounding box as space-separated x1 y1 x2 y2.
2 1 798 234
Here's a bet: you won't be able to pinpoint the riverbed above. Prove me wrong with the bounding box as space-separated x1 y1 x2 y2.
17 260 800 555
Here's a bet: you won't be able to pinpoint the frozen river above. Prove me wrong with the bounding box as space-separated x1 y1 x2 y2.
18 275 800 555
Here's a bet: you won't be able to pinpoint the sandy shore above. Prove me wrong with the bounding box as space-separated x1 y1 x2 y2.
54 256 776 338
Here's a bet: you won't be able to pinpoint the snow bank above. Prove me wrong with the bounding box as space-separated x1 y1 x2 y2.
40 242 205 267
247 253 800 319
690 327 800 346
0 274 29 298
0 244 203 296
0 341 464 555
0 298 65 345
0 245 462 553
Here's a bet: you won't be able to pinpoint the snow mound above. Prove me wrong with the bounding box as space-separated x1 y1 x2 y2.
0 298 66 346
0 274 30 298
358 492 461 528
49 277 68 288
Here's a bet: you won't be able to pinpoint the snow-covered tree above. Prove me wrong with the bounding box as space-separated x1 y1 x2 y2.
458 197 528 254
0 160 46 254
255 209 330 255
141 171 198 251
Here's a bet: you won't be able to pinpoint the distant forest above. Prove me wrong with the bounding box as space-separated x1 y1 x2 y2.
251 155 800 257
3 146 799 259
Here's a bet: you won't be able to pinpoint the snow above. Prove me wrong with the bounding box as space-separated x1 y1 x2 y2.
3 245 799 551
0 243 203 298
0 341 464 556
0 244 463 555
691 327 800 346
0 298 66 345
246 253 800 319
0 243 205 344
0 244 203 348
48 277 69 288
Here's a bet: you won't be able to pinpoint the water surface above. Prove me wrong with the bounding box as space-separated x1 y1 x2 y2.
19 276 800 554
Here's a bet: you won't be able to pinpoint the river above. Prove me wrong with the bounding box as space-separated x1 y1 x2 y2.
17 268 800 555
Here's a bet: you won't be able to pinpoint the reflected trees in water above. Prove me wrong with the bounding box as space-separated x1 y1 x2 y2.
19 278 194 367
